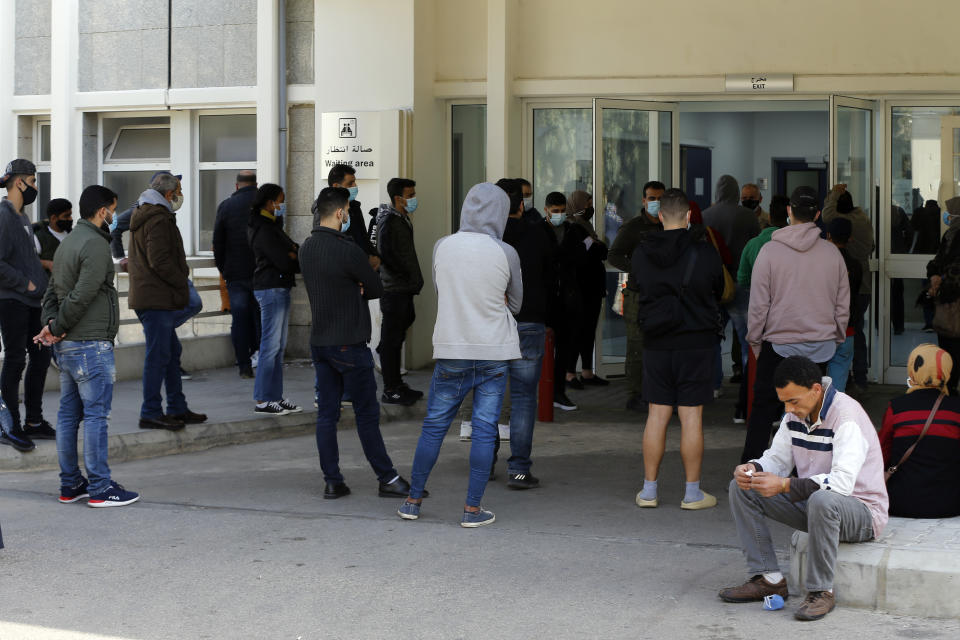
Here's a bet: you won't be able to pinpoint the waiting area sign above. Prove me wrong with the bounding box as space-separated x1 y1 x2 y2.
321 111 381 179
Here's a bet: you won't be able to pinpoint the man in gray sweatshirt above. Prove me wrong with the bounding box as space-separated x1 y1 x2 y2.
397 183 522 528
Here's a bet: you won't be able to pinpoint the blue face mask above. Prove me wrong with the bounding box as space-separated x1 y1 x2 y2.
550 213 564 226
647 201 660 216
108 215 119 232
275 203 287 218
340 209 351 233
348 186 359 202
944 212 954 226
405 197 418 214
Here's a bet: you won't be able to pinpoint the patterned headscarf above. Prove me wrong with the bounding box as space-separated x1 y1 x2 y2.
907 344 953 395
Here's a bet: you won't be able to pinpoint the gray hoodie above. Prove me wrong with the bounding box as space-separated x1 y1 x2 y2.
431 183 522 361
702 175 760 269
0 198 48 307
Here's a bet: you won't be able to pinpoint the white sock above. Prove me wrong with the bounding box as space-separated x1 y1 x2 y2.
256 402 268 408
763 571 784 584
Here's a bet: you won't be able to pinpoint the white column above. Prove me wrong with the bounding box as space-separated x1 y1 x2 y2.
0 0 16 165
256 0 281 185
169 111 193 253
50 0 80 198
485 0 520 182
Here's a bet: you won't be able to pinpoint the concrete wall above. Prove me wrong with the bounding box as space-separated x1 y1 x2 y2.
285 103 316 358
171 0 258 88
78 0 169 92
286 0 313 85
14 0 51 95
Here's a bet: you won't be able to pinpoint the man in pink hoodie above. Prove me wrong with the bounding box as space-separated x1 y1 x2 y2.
741 186 850 463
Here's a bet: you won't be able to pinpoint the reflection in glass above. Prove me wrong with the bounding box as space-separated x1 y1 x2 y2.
110 127 170 160
40 125 51 162
103 171 156 212
36 172 51 222
835 106 872 217
602 271 627 367
600 109 649 246
889 278 938 367
451 104 486 231
199 115 257 162
199 170 238 251
533 109 592 211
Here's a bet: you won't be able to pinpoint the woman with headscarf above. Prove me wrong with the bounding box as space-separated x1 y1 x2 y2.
560 190 609 388
926 196 960 394
878 344 960 518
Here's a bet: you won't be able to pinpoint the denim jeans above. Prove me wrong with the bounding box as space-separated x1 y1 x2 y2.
312 344 397 484
0 299 50 429
54 341 115 497
172 279 203 328
227 278 260 370
507 322 545 474
826 335 855 392
409 359 509 506
136 309 187 419
254 287 291 403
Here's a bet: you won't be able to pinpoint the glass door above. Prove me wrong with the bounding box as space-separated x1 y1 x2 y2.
592 99 679 378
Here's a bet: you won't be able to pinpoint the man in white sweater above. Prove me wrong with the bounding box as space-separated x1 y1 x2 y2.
397 182 522 528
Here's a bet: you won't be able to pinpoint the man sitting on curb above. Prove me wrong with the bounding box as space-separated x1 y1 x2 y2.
720 356 888 621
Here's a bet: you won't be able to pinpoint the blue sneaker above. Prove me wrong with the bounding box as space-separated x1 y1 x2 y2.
59 478 90 504
397 500 421 520
460 507 495 528
88 481 140 508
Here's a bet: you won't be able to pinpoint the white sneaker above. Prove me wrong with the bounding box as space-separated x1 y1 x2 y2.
250 351 259 368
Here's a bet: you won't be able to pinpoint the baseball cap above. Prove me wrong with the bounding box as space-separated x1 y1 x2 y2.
150 170 183 182
0 158 37 188
790 185 820 210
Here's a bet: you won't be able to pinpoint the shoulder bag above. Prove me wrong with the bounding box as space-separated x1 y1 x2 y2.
638 248 698 338
885 392 945 482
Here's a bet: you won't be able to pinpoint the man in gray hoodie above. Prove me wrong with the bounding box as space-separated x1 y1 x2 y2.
397 183 522 528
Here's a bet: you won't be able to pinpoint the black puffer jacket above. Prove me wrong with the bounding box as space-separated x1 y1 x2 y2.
247 211 300 290
213 185 257 281
374 204 422 294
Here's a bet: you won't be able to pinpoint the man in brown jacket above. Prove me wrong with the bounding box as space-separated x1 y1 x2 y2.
128 172 206 430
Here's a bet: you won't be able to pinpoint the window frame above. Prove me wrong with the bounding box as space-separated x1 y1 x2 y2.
34 117 51 223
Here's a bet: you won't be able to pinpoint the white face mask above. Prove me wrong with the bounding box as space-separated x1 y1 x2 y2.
523 196 533 211
170 194 183 212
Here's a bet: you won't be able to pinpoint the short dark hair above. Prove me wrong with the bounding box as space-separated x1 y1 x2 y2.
46 198 72 218
769 195 790 227
327 164 356 187
387 178 415 203
236 171 256 185
658 188 689 222
312 186 350 220
837 192 854 214
643 181 666 197
515 178 532 189
496 178 523 214
78 185 117 220
251 183 284 215
827 217 853 244
544 191 566 208
789 186 820 222
773 356 823 390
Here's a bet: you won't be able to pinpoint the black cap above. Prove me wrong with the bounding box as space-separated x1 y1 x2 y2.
0 158 37 188
790 185 819 210
151 170 183 182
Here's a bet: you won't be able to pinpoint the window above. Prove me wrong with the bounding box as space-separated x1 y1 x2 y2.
100 116 171 214
532 108 593 212
196 113 256 252
35 120 51 222
451 104 486 231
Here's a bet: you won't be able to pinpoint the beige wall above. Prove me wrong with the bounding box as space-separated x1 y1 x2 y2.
435 0 487 82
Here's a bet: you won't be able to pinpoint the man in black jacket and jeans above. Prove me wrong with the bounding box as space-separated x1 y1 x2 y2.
374 177 424 405
300 187 414 500
328 164 380 269
213 170 259 378
632 188 724 511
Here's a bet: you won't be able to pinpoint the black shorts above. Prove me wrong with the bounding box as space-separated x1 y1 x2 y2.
642 347 714 407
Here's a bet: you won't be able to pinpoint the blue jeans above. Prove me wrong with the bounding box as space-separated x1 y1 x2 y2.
312 344 397 484
172 279 203 328
136 309 187 419
507 323 545 474
54 341 115 496
409 359 509 506
827 335 855 392
254 287 291 403
227 278 260 370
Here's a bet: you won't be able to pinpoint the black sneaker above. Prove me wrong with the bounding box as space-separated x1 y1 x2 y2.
382 389 417 406
507 473 540 489
553 393 578 411
399 382 424 399
254 401 290 416
278 398 302 414
180 367 192 380
324 482 351 499
0 428 36 452
239 366 254 379
138 415 185 430
23 419 56 440
59 478 90 504
566 377 584 390
579 375 609 387
167 410 207 424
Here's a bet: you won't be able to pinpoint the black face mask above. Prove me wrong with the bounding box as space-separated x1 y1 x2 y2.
581 206 595 221
57 219 74 233
741 199 760 210
20 181 38 207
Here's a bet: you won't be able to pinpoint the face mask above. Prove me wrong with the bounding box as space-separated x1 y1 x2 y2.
340 209 351 233
275 203 287 217
57 219 74 233
550 213 564 226
405 197 418 214
742 199 760 210
170 194 183 211
108 215 119 232
944 212 955 226
646 201 660 216
348 186 359 202
523 196 533 211
582 206 595 221
20 181 38 207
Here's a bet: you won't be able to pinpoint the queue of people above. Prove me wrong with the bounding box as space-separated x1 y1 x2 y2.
2 155 960 622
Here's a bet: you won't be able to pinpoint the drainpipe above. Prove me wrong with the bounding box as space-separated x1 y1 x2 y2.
278 0 287 190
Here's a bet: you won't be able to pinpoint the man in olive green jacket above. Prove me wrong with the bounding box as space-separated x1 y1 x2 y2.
36 185 139 507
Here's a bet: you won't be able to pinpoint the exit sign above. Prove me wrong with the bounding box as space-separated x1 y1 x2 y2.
725 74 794 93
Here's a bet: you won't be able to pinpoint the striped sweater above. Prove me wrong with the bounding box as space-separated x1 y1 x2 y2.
754 378 889 537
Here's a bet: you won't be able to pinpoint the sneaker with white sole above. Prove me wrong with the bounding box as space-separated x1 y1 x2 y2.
254 401 290 416
553 393 578 411
59 478 90 504
397 500 421 520
461 507 496 528
278 398 302 414
88 481 140 508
